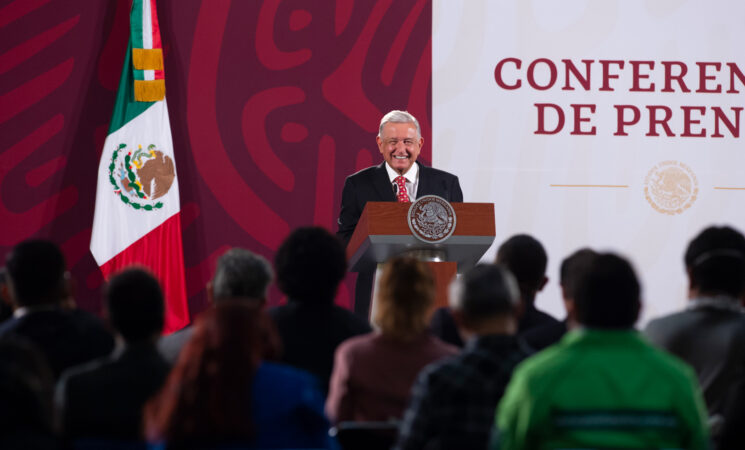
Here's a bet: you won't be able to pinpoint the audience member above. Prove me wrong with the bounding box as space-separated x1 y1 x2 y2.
395 264 532 450
720 378 745 448
159 247 273 364
428 305 465 349
0 337 57 449
3 225 736 450
326 256 458 424
496 234 559 333
145 301 335 449
0 239 114 378
270 227 371 395
495 253 709 449
644 225 745 433
521 248 597 351
0 267 14 324
429 234 559 348
56 268 171 441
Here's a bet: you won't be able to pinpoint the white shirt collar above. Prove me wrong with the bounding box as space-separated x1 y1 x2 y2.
687 295 745 314
384 161 418 183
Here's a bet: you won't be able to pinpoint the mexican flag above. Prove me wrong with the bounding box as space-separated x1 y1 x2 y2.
90 0 189 333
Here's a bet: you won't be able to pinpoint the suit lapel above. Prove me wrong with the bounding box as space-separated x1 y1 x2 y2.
373 163 396 201
416 162 430 198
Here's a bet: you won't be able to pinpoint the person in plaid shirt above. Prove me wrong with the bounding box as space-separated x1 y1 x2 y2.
394 264 532 450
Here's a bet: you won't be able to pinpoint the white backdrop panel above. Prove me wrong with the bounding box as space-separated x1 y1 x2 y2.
433 0 745 323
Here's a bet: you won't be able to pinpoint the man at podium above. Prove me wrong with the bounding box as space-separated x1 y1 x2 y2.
337 110 463 318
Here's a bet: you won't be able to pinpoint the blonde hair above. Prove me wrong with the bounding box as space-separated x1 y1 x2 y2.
374 256 435 340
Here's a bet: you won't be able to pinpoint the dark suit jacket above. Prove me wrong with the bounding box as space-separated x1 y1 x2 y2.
430 305 564 351
157 324 195 365
56 342 170 440
644 303 745 417
337 162 463 245
268 301 371 396
0 308 114 379
518 303 561 334
520 318 568 352
429 307 465 348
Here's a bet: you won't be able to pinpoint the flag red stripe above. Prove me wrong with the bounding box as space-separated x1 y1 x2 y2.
99 212 189 334
150 0 163 80
150 0 161 50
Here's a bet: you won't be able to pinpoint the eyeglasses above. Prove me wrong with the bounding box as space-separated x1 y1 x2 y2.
383 138 417 147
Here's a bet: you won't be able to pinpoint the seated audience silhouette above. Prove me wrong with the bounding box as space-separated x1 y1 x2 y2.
521 248 597 351
269 227 371 395
0 267 13 324
496 234 558 333
720 378 745 448
644 225 745 436
495 253 709 449
0 338 57 449
326 256 458 424
430 234 558 347
0 239 114 378
56 268 171 441
159 247 273 364
394 264 532 450
145 301 336 449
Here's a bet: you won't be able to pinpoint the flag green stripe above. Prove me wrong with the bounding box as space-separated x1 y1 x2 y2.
130 0 144 83
130 0 144 50
107 37 154 134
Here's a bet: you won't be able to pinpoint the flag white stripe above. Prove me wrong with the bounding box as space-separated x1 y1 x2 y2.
142 0 153 49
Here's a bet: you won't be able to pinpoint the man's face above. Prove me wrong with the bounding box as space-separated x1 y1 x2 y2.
377 122 422 175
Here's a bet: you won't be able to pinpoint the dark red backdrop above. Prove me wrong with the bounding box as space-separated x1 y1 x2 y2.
0 0 432 318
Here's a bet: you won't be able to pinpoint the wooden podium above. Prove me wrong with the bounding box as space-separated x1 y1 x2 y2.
346 202 496 311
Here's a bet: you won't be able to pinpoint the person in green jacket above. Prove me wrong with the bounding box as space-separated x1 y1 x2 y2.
494 253 710 450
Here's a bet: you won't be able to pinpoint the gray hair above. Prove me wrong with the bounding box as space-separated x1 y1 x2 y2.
378 110 421 139
449 264 520 320
212 248 273 302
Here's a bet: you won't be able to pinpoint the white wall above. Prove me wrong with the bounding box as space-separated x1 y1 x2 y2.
433 0 745 323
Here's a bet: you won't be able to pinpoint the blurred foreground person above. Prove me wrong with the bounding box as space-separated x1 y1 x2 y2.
495 253 709 450
496 234 558 333
429 234 558 348
0 240 113 378
270 227 370 395
0 268 14 324
326 256 457 424
56 268 170 441
521 248 598 351
645 225 745 434
720 379 745 448
145 301 336 449
159 247 273 364
395 264 531 450
0 338 57 449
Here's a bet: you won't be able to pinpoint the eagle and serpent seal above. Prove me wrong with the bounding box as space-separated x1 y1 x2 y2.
644 160 698 215
108 143 175 211
408 195 457 243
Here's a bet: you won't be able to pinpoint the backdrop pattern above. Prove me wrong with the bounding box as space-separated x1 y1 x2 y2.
0 0 432 317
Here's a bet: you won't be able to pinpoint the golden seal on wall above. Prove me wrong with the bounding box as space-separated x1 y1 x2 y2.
408 195 457 243
644 161 698 215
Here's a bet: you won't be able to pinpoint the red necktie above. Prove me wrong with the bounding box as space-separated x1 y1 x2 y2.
395 176 410 203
